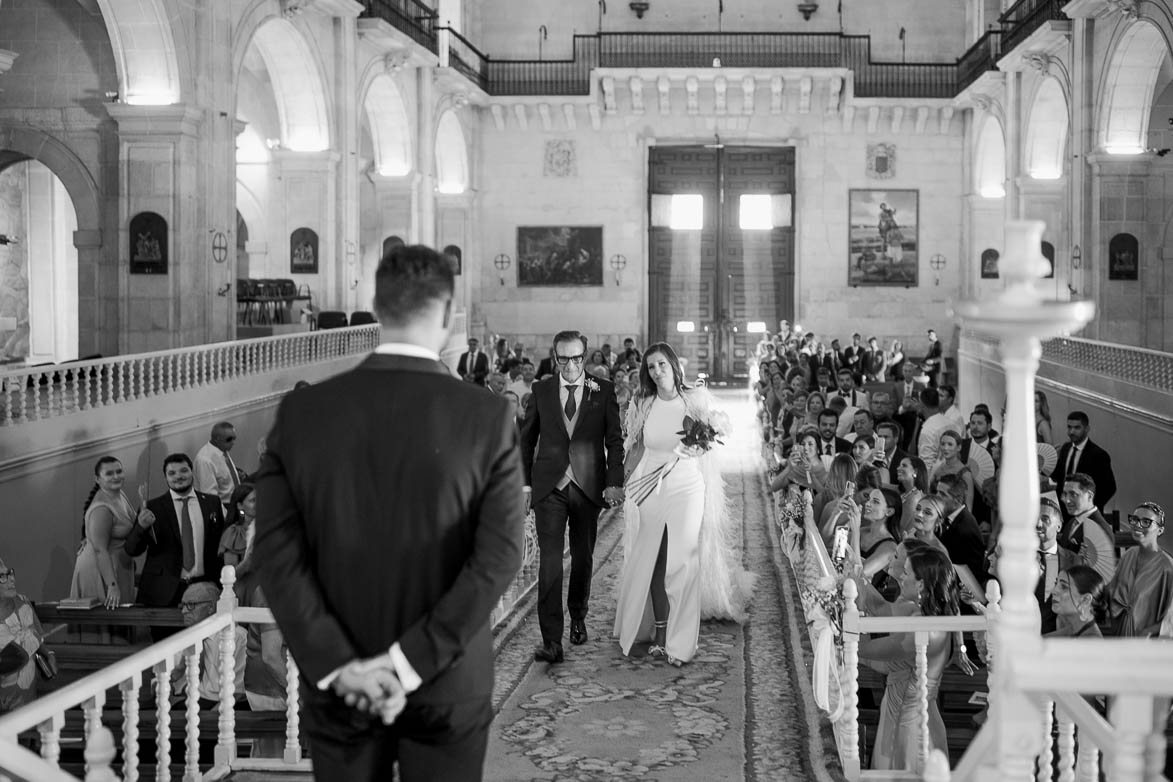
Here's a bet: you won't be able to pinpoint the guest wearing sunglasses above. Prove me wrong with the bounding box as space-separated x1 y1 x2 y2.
1107 502 1173 638
195 421 247 512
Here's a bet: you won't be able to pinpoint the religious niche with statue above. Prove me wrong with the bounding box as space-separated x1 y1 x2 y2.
517 226 603 286
129 212 168 274
290 227 319 274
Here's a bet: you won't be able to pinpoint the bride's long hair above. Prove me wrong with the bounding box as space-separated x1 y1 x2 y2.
636 342 691 399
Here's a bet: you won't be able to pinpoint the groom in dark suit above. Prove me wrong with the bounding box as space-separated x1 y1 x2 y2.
125 453 226 640
520 330 625 664
255 245 524 781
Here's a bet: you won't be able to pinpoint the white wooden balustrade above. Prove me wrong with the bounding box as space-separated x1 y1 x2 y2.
0 325 381 427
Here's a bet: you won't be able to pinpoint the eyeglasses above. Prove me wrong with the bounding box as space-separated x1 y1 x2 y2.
555 354 585 366
1127 515 1160 530
0 570 14 582
179 599 216 611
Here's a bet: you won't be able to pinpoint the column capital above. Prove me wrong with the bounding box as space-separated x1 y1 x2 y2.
73 229 102 249
281 0 364 18
104 103 203 137
272 149 342 172
1062 0 1129 18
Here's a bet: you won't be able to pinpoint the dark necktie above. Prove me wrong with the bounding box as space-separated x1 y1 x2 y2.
823 441 832 457
564 384 578 419
180 496 195 571
226 453 239 489
1066 445 1079 477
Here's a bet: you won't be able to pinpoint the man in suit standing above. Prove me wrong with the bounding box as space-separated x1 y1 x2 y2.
1051 411 1117 513
255 245 524 781
1058 472 1117 582
125 453 226 641
1037 498 1078 633
456 337 490 385
815 408 853 463
521 330 625 664
922 328 943 387
893 361 926 452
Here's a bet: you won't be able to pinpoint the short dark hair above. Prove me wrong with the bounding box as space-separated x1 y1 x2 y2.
920 388 940 408
552 330 588 353
877 419 902 442
970 408 992 425
837 368 853 377
938 384 956 400
853 408 874 423
1064 472 1097 495
1067 411 1090 426
818 408 840 425
163 453 193 472
373 245 454 326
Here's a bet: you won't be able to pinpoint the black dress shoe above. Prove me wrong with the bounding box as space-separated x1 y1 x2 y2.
569 619 588 645
534 641 564 663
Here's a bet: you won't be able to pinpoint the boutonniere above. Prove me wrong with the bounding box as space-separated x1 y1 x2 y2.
584 378 601 397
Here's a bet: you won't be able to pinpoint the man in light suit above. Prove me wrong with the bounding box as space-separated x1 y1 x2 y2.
456 337 490 385
125 453 226 641
520 330 625 664
256 245 524 781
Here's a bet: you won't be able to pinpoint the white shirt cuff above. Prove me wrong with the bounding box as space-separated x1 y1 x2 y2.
522 486 532 493
388 643 421 694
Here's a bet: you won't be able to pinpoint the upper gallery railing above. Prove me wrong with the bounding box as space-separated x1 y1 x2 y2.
0 325 381 427
439 26 489 91
359 0 439 53
956 29 1003 93
999 0 1068 55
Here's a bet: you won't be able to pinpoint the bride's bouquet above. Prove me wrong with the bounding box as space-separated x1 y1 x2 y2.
628 412 729 507
673 414 726 458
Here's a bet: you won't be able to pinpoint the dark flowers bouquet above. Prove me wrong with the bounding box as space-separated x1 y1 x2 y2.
627 413 728 506
673 415 724 458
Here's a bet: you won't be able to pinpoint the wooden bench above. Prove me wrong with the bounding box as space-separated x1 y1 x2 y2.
35 603 186 628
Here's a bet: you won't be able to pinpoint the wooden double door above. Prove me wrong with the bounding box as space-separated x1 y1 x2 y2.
648 146 795 383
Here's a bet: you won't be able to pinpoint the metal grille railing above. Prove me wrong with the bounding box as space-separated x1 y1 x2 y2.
598 32 845 69
441 26 489 91
360 0 439 53
957 29 1003 93
999 0 1068 55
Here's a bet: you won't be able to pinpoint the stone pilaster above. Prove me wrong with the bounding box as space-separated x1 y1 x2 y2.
105 103 204 354
272 149 341 309
417 67 436 246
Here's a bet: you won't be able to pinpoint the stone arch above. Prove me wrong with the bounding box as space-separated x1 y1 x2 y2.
974 114 1006 198
233 11 331 152
361 73 413 176
94 0 185 104
1098 19 1170 153
235 181 266 246
1024 77 1069 179
435 110 469 194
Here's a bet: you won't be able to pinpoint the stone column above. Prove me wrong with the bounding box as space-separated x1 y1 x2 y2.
74 228 107 357
417 67 436 246
105 104 204 354
1004 70 1022 222
334 12 360 312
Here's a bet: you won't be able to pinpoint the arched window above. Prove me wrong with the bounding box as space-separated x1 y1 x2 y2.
435 111 469 194
1024 78 1068 179
974 115 1006 198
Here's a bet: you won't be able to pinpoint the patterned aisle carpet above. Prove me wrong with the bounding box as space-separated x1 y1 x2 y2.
486 390 844 782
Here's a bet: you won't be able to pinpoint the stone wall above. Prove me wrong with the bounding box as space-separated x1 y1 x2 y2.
0 162 29 358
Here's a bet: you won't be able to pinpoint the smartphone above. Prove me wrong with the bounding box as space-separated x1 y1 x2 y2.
875 435 886 452
844 480 857 499
832 527 850 561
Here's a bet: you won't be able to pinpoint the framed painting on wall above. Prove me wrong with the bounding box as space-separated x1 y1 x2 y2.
517 226 603 286
129 212 168 274
1108 233 1139 280
847 189 918 286
291 227 319 274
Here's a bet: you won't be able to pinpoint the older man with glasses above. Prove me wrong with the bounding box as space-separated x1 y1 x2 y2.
520 330 625 664
1107 502 1173 638
195 421 246 511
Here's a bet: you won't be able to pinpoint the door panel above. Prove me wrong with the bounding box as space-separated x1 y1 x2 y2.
648 146 794 383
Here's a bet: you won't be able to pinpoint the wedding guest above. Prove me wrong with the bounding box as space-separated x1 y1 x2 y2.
1035 390 1053 445
851 435 881 470
1057 473 1117 582
817 454 859 538
860 547 960 772
619 337 642 367
937 385 966 433
70 456 141 614
922 328 943 387
916 388 950 465
1037 497 1077 634
501 390 521 423
770 429 827 495
486 372 508 395
173 582 246 710
506 362 536 398
929 430 974 510
1107 502 1173 637
0 557 44 714
195 422 246 510
885 339 905 381
457 337 490 385
933 473 988 585
907 495 949 556
838 487 902 588
877 421 908 484
218 483 258 595
816 408 852 460
1048 565 1106 638
828 367 869 410
1052 412 1117 513
895 456 929 537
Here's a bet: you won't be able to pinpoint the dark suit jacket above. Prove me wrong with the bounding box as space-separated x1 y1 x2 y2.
456 350 490 385
939 507 988 584
817 436 853 458
892 379 927 413
125 490 225 607
1052 439 1117 511
254 353 524 704
519 375 624 505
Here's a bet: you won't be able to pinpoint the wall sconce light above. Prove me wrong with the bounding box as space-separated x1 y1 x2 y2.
797 1 818 20
1071 244 1082 269
0 234 20 245
609 253 628 286
216 283 232 297
493 253 512 285
929 253 947 286
629 1 650 18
